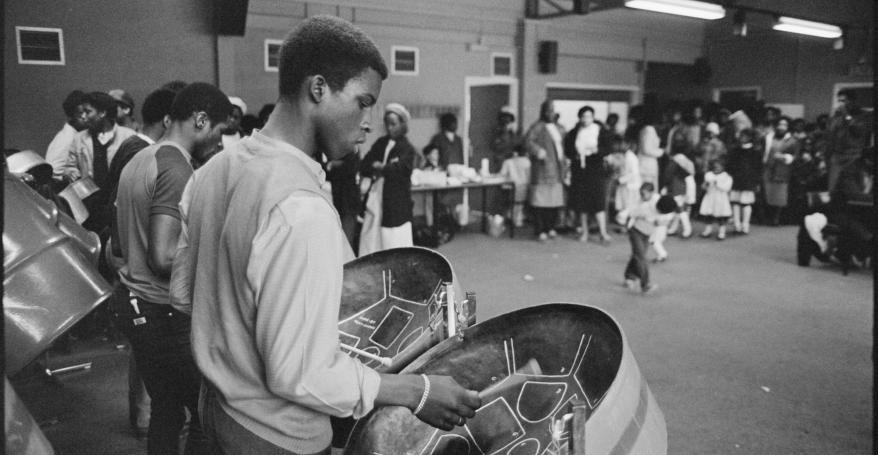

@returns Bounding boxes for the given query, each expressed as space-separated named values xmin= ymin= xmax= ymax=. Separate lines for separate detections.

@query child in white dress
xmin=699 ymin=160 xmax=734 ymax=240
xmin=614 ymin=143 xmax=641 ymax=226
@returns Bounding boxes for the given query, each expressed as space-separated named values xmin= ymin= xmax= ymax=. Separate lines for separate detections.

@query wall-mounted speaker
xmin=538 ymin=41 xmax=558 ymax=74
xmin=215 ymin=0 xmax=249 ymax=36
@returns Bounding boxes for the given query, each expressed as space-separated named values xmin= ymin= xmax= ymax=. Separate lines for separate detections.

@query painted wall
xmin=4 ymin=0 xmax=217 ymax=153
xmin=219 ymin=0 xmax=521 ymax=152
xmin=703 ymin=2 xmax=874 ymax=120
xmin=519 ymin=9 xmax=706 ymax=129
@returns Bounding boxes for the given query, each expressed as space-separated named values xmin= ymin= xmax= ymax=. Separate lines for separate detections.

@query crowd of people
xmin=473 ymin=91 xmax=872 ymax=292
xmin=6 ymin=12 xmax=872 ymax=455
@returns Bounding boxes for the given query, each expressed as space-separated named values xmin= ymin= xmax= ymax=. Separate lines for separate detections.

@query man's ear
xmin=308 ymin=75 xmax=328 ymax=103
xmin=194 ymin=112 xmax=208 ymax=130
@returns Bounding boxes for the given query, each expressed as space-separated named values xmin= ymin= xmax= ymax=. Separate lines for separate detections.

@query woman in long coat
xmin=525 ymin=100 xmax=566 ymax=241
xmin=564 ymin=105 xmax=612 ymax=242
xmin=763 ymin=116 xmax=799 ymax=225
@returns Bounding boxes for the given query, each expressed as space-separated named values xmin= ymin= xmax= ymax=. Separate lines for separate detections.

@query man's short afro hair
xmin=278 ymin=15 xmax=387 ymax=98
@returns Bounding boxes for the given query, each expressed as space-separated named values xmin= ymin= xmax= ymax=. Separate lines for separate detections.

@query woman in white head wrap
xmin=358 ymin=103 xmax=415 ymax=256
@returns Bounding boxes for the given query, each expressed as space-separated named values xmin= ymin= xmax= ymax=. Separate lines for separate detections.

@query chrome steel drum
xmin=5 ymin=378 xmax=54 ymax=455
xmin=333 ymin=247 xmax=471 ymax=448
xmin=3 ymin=171 xmax=112 ymax=375
xmin=5 ymin=150 xmax=53 ymax=185
xmin=338 ymin=247 xmax=468 ymax=372
xmin=343 ymin=303 xmax=667 ymax=455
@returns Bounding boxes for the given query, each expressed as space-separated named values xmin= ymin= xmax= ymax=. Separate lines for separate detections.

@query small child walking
xmin=500 ymin=144 xmax=532 ymax=228
xmin=699 ymin=159 xmax=734 ymax=240
xmin=624 ymin=182 xmax=660 ymax=293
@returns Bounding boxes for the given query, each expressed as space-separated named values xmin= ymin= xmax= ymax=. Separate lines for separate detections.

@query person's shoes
xmin=538 ymin=233 xmax=549 ymax=242
xmin=700 ymin=229 xmax=713 ymax=238
xmin=652 ymin=255 xmax=667 ymax=263
xmin=717 ymin=229 xmax=726 ymax=240
xmin=548 ymin=229 xmax=558 ymax=239
xmin=624 ymin=279 xmax=638 ymax=290
xmin=599 ymin=235 xmax=613 ymax=245
xmin=578 ymin=234 xmax=589 ymax=242
xmin=641 ymin=283 xmax=659 ymax=294
xmin=741 ymin=224 xmax=750 ymax=235
xmin=575 ymin=226 xmax=584 ymax=235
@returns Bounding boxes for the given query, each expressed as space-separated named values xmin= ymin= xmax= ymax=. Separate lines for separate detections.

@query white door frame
xmin=464 ymin=76 xmax=519 ymax=168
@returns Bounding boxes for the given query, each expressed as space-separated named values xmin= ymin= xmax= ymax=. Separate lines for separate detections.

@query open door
xmin=466 ymin=78 xmax=517 ymax=218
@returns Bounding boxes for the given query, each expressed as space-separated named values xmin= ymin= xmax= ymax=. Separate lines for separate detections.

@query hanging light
xmin=624 ymin=0 xmax=725 ymax=20
xmin=773 ymin=16 xmax=842 ymax=39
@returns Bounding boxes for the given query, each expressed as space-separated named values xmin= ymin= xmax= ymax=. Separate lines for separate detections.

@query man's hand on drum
xmin=414 ymin=375 xmax=481 ymax=431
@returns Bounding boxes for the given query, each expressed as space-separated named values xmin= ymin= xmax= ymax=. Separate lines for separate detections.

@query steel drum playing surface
xmin=343 ymin=304 xmax=667 ymax=455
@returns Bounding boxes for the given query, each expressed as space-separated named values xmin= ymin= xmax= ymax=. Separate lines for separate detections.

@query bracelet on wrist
xmin=413 ymin=374 xmax=430 ymax=416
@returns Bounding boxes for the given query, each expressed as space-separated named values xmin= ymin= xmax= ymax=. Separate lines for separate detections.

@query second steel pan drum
xmin=333 ymin=247 xmax=471 ymax=448
xmin=343 ymin=304 xmax=667 ymax=455
xmin=3 ymin=171 xmax=111 ymax=376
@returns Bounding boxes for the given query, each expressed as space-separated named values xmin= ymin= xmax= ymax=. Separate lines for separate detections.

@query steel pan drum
xmin=5 ymin=378 xmax=54 ymax=455
xmin=343 ymin=304 xmax=667 ymax=455
xmin=3 ymin=171 xmax=112 ymax=375
xmin=338 ymin=246 xmax=467 ymax=372
xmin=5 ymin=150 xmax=53 ymax=185
xmin=333 ymin=247 xmax=470 ymax=448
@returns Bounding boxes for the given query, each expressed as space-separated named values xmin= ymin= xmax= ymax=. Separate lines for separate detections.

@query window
xmin=391 ymin=46 xmax=419 ymax=76
xmin=712 ymin=86 xmax=762 ymax=112
xmin=264 ymin=39 xmax=283 ymax=72
xmin=16 ymin=27 xmax=65 ymax=65
xmin=492 ymin=53 xmax=513 ymax=77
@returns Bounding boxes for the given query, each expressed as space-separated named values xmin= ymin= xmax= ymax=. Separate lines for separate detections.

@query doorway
xmin=465 ymin=77 xmax=518 ymax=219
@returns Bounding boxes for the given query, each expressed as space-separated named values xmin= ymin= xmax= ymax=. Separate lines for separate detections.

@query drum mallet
xmin=340 ymin=343 xmax=393 ymax=367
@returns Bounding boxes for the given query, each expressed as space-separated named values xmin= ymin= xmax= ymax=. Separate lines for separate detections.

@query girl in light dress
xmin=699 ymin=159 xmax=734 ymax=240
xmin=614 ymin=140 xmax=642 ymax=226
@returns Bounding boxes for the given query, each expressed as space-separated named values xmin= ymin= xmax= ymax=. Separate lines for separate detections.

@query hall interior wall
xmin=4 ymin=1 xmax=872 ymax=154
xmin=3 ymin=0 xmax=216 ymax=153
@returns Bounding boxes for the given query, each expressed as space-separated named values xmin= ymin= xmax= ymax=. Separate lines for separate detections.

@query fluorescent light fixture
xmin=625 ymin=0 xmax=725 ymax=20
xmin=773 ymin=16 xmax=842 ymax=39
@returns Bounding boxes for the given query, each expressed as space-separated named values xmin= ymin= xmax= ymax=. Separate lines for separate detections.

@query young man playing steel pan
xmin=171 ymin=15 xmax=481 ymax=455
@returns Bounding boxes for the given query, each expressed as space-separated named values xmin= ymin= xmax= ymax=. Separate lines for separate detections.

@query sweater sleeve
xmin=246 ymin=194 xmax=381 ymax=419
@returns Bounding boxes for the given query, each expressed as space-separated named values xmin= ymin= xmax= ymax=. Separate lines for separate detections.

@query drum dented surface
xmin=344 ymin=303 xmax=667 ymax=455
xmin=3 ymin=172 xmax=111 ymax=375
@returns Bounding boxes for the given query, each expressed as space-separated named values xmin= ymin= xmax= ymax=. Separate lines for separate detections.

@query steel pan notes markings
xmin=332 ymin=247 xmax=464 ymax=448
xmin=343 ymin=304 xmax=667 ymax=455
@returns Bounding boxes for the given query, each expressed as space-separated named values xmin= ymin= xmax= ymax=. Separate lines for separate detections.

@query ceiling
xmin=527 ymin=0 xmax=874 ymax=28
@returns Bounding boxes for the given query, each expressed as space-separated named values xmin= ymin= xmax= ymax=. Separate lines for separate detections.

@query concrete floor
xmin=11 ymin=223 xmax=873 ymax=454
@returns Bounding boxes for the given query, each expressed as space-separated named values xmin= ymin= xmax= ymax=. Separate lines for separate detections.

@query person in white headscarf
xmin=221 ymin=96 xmax=247 ymax=151
xmin=358 ymin=103 xmax=415 ymax=255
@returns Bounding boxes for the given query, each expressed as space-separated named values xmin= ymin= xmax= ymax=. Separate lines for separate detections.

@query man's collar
xmin=250 ymin=130 xmax=325 ymax=180
xmin=137 ymin=132 xmax=155 ymax=145
xmin=96 ymin=124 xmax=118 ymax=145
